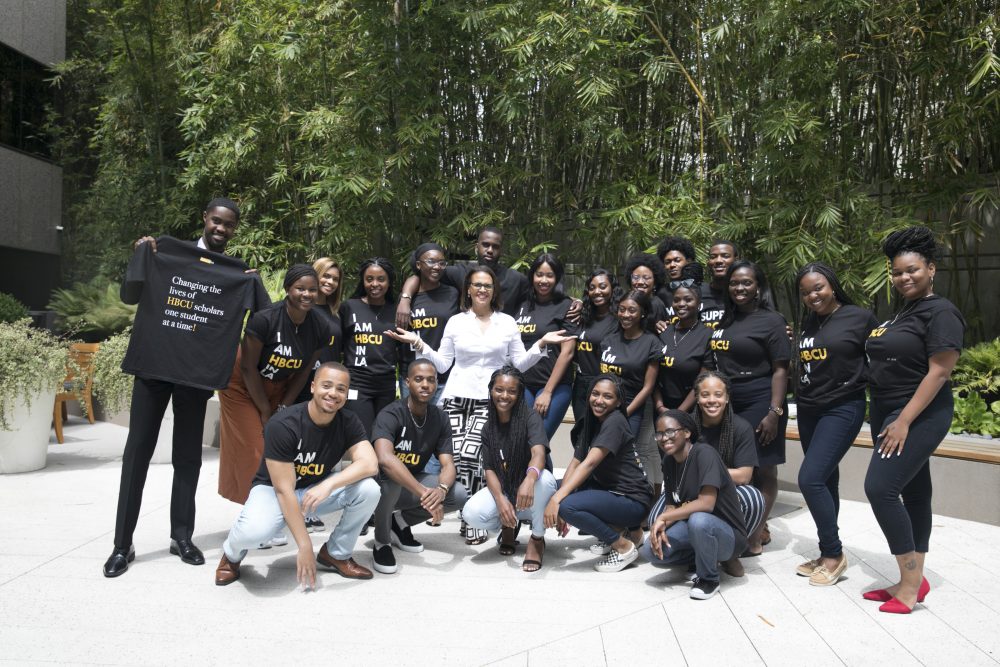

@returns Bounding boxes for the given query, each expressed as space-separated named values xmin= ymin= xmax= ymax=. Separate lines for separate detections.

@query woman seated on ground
xmin=463 ymin=366 xmax=558 ymax=572
xmin=544 ymin=375 xmax=654 ymax=573
xmin=640 ymin=410 xmax=748 ymax=600
xmin=690 ymin=370 xmax=765 ymax=562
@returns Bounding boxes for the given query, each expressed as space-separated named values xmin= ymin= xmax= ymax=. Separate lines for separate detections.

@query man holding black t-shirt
xmin=371 ymin=360 xmax=468 ymax=574
xmin=215 ymin=363 xmax=381 ymax=588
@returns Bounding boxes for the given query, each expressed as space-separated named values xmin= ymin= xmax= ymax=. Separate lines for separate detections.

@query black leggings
xmin=864 ymin=387 xmax=953 ymax=555
xmin=345 ymin=384 xmax=396 ymax=440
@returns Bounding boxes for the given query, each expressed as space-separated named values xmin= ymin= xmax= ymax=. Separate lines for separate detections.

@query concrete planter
xmin=0 ymin=389 xmax=58 ymax=474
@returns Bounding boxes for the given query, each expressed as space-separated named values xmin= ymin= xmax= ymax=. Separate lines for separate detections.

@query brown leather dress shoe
xmin=317 ymin=544 xmax=373 ymax=580
xmin=215 ymin=553 xmax=241 ymax=586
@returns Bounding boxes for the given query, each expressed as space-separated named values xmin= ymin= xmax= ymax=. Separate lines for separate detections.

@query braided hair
xmin=481 ymin=366 xmax=534 ymax=498
xmin=350 ymin=257 xmax=397 ymax=303
xmin=883 ymin=225 xmax=937 ymax=263
xmin=691 ymin=370 xmax=737 ymax=467
xmin=283 ymin=264 xmax=318 ymax=290
xmin=658 ymin=409 xmax=700 ymax=442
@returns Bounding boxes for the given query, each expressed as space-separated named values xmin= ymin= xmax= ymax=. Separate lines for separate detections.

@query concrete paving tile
xmin=661 ymin=586 xmax=764 ymax=665
xmin=527 ymin=627 xmax=606 ymax=667
xmin=598 ymin=603 xmax=684 ymax=664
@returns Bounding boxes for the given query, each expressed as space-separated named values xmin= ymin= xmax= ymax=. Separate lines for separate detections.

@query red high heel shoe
xmin=862 ymin=576 xmax=930 ymax=603
xmin=879 ymin=597 xmax=913 ymax=614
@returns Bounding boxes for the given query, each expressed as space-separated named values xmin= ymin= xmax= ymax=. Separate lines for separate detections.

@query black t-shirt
xmin=120 ymin=236 xmax=271 ymax=390
xmin=482 ymin=410 xmax=550 ymax=496
xmin=399 ymin=284 xmax=460 ymax=379
xmin=574 ymin=314 xmax=620 ymax=379
xmin=699 ymin=284 xmax=727 ymax=329
xmin=866 ymin=295 xmax=965 ymax=400
xmin=660 ymin=443 xmax=747 ymax=549
xmin=340 ymin=298 xmax=400 ymax=394
xmin=572 ymin=410 xmax=653 ymax=506
xmin=295 ymin=307 xmax=344 ymax=403
xmin=598 ymin=330 xmax=661 ymax=406
xmin=710 ymin=309 xmax=791 ymax=384
xmin=245 ymin=300 xmax=336 ymax=381
xmin=656 ymin=323 xmax=713 ymax=408
xmin=698 ymin=415 xmax=759 ymax=469
xmin=647 ymin=294 xmax=670 ymax=333
xmin=797 ymin=305 xmax=878 ymax=408
xmin=372 ymin=399 xmax=453 ymax=474
xmin=252 ymin=403 xmax=369 ymax=490
xmin=516 ymin=297 xmax=573 ymax=388
xmin=655 ymin=286 xmax=675 ymax=320
xmin=443 ymin=262 xmax=528 ymax=316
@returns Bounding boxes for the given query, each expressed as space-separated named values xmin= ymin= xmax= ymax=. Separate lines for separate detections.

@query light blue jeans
xmin=223 ymin=477 xmax=381 ymax=562
xmin=462 ymin=470 xmax=557 ymax=538
xmin=639 ymin=511 xmax=737 ymax=583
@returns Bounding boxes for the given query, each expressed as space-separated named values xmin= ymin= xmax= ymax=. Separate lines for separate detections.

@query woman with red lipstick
xmin=793 ymin=262 xmax=876 ymax=586
xmin=711 ymin=260 xmax=790 ymax=556
xmin=218 ymin=265 xmax=335 ymax=505
xmin=572 ymin=269 xmax=622 ymax=425
xmin=863 ymin=227 xmax=964 ymax=614
xmin=515 ymin=253 xmax=576 ymax=439
xmin=653 ymin=263 xmax=712 ymax=413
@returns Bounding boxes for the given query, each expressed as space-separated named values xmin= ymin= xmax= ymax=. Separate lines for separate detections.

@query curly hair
xmin=623 ymin=253 xmax=668 ymax=293
xmin=656 ymin=236 xmax=697 ymax=263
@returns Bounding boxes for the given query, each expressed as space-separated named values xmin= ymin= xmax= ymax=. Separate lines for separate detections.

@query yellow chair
xmin=53 ymin=342 xmax=100 ymax=444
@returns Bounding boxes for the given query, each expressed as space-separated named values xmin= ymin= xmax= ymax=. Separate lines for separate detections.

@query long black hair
xmin=580 ymin=267 xmax=623 ymax=326
xmin=350 ymin=257 xmax=397 ymax=303
xmin=883 ymin=225 xmax=937 ymax=263
xmin=481 ymin=366 xmax=533 ymax=497
xmin=571 ymin=373 xmax=629 ymax=452
xmin=720 ymin=259 xmax=776 ymax=327
xmin=691 ymin=370 xmax=737 ymax=467
xmin=527 ymin=252 xmax=568 ymax=308
xmin=618 ymin=289 xmax=652 ymax=330
xmin=794 ymin=262 xmax=855 ymax=329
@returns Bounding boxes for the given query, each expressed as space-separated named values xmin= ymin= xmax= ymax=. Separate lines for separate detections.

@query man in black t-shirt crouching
xmin=371 ymin=360 xmax=468 ymax=574
xmin=215 ymin=362 xmax=381 ymax=588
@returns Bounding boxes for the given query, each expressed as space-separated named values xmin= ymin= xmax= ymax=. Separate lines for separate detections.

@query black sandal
xmin=498 ymin=526 xmax=517 ymax=555
xmin=522 ymin=535 xmax=545 ymax=572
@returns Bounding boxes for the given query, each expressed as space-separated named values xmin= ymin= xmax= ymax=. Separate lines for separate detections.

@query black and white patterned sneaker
xmin=594 ymin=544 xmax=638 ymax=572
xmin=304 ymin=517 xmax=325 ymax=533
xmin=589 ymin=542 xmax=612 ymax=556
xmin=372 ymin=544 xmax=397 ymax=574
xmin=689 ymin=576 xmax=720 ymax=600
xmin=391 ymin=515 xmax=424 ymax=553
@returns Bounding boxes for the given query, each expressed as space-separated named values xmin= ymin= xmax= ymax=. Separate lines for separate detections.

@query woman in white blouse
xmin=388 ymin=265 xmax=572 ymax=544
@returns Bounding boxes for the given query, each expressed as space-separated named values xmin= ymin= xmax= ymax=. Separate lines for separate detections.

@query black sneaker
xmin=304 ymin=517 xmax=325 ymax=533
xmin=391 ymin=515 xmax=424 ymax=553
xmin=689 ymin=576 xmax=720 ymax=600
xmin=372 ymin=544 xmax=397 ymax=574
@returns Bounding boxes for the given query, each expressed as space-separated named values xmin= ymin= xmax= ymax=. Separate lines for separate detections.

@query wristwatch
xmin=768 ymin=405 xmax=784 ymax=417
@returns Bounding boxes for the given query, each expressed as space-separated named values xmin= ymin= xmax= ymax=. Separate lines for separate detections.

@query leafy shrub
xmin=48 ymin=278 xmax=136 ymax=339
xmin=950 ymin=391 xmax=1000 ymax=437
xmin=0 ymin=320 xmax=68 ymax=430
xmin=91 ymin=328 xmax=134 ymax=415
xmin=952 ymin=338 xmax=1000 ymax=404
xmin=0 ymin=292 xmax=29 ymax=324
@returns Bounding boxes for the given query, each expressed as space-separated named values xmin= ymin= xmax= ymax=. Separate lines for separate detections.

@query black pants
xmin=345 ymin=384 xmax=397 ymax=440
xmin=865 ymin=387 xmax=953 ymax=555
xmin=114 ymin=377 xmax=213 ymax=549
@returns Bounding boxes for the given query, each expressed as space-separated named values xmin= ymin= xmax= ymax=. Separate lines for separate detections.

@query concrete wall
xmin=0 ymin=145 xmax=62 ymax=254
xmin=0 ymin=0 xmax=66 ymax=64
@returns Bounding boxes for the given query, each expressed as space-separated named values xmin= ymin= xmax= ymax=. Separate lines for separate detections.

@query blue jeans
xmin=523 ymin=384 xmax=573 ymax=440
xmin=463 ymin=470 xmax=558 ymax=538
xmin=559 ymin=489 xmax=647 ymax=545
xmin=223 ymin=478 xmax=381 ymax=562
xmin=639 ymin=512 xmax=737 ymax=583
xmin=797 ymin=394 xmax=866 ymax=557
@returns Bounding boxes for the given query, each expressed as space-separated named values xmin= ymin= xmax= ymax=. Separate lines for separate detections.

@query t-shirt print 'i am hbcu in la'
xmin=120 ymin=236 xmax=271 ymax=390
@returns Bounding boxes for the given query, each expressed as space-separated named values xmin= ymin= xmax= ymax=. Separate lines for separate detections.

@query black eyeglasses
xmin=654 ymin=428 xmax=684 ymax=440
xmin=471 ymin=283 xmax=494 ymax=292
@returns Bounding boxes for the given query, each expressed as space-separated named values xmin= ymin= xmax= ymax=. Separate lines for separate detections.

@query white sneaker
xmin=256 ymin=533 xmax=288 ymax=549
xmin=589 ymin=542 xmax=612 ymax=556
xmin=594 ymin=544 xmax=638 ymax=572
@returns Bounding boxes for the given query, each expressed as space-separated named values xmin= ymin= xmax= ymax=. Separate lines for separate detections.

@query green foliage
xmin=91 ymin=328 xmax=134 ymax=415
xmin=952 ymin=338 xmax=1000 ymax=401
xmin=950 ymin=391 xmax=1000 ymax=437
xmin=48 ymin=278 xmax=137 ymax=339
xmin=0 ymin=293 xmax=29 ymax=324
xmin=0 ymin=320 xmax=68 ymax=430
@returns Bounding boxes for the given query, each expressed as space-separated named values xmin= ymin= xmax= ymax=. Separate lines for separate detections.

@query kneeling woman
xmin=544 ymin=375 xmax=654 ymax=573
xmin=463 ymin=367 xmax=557 ymax=572
xmin=641 ymin=410 xmax=748 ymax=600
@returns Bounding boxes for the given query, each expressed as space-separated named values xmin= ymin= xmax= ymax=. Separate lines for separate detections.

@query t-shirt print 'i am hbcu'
xmin=120 ymin=236 xmax=271 ymax=390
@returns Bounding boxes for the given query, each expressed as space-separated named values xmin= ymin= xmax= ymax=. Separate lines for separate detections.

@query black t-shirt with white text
xmin=443 ymin=262 xmax=528 ymax=316
xmin=574 ymin=314 xmax=620 ymax=380
xmin=120 ymin=236 xmax=271 ymax=390
xmin=252 ymin=403 xmax=369 ymax=490
xmin=699 ymin=284 xmax=727 ymax=329
xmin=572 ymin=410 xmax=653 ymax=506
xmin=516 ymin=297 xmax=573 ymax=388
xmin=295 ymin=306 xmax=344 ymax=403
xmin=340 ymin=298 xmax=400 ymax=395
xmin=598 ymin=330 xmax=662 ymax=406
xmin=710 ymin=309 xmax=791 ymax=384
xmin=245 ymin=300 xmax=335 ymax=381
xmin=372 ymin=399 xmax=453 ymax=474
xmin=866 ymin=295 xmax=965 ymax=401
xmin=482 ymin=410 xmax=550 ymax=497
xmin=798 ymin=305 xmax=877 ymax=408
xmin=657 ymin=323 xmax=713 ymax=408
xmin=399 ymin=284 xmax=460 ymax=380
xmin=660 ymin=443 xmax=747 ymax=551
xmin=698 ymin=415 xmax=759 ymax=469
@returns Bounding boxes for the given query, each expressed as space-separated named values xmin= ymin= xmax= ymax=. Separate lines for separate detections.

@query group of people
xmin=105 ymin=198 xmax=964 ymax=613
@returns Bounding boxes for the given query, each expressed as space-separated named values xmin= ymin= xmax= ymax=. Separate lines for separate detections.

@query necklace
xmin=669 ymin=322 xmax=696 ymax=351
xmin=363 ymin=297 xmax=388 ymax=321
xmin=672 ymin=445 xmax=692 ymax=504
xmin=408 ymin=403 xmax=427 ymax=429
xmin=816 ymin=304 xmax=842 ymax=332
xmin=890 ymin=295 xmax=930 ymax=326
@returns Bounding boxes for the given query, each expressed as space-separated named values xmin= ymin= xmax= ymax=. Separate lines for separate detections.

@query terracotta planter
xmin=0 ymin=389 xmax=57 ymax=473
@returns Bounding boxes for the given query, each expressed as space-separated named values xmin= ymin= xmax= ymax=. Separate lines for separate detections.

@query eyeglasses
xmin=654 ymin=428 xmax=683 ymax=441
xmin=420 ymin=258 xmax=446 ymax=268
xmin=471 ymin=283 xmax=494 ymax=292
xmin=630 ymin=274 xmax=653 ymax=284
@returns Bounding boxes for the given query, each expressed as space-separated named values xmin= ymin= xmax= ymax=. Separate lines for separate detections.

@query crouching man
xmin=371 ymin=360 xmax=468 ymax=573
xmin=215 ymin=362 xmax=380 ymax=587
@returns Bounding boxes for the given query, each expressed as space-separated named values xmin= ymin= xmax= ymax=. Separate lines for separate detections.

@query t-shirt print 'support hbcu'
xmin=120 ymin=236 xmax=271 ymax=390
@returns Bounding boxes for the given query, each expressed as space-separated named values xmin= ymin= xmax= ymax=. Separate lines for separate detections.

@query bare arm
xmin=534 ymin=339 xmax=576 ymax=417
xmin=756 ymin=360 xmax=789 ymax=444
xmin=728 ymin=466 xmax=753 ymax=485
xmin=627 ymin=361 xmax=659 ymax=417
xmin=395 ymin=275 xmax=419 ymax=328
xmin=265 ymin=459 xmax=316 ymax=588
xmin=240 ymin=335 xmax=273 ymax=425
xmin=375 ymin=437 xmax=426 ymax=497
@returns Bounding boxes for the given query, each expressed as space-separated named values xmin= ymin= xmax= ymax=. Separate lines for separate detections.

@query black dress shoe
xmin=103 ymin=545 xmax=135 ymax=578
xmin=169 ymin=539 xmax=205 ymax=566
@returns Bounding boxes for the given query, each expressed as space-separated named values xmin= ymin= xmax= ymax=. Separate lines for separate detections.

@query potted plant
xmin=0 ymin=319 xmax=68 ymax=473
xmin=91 ymin=327 xmax=134 ymax=424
